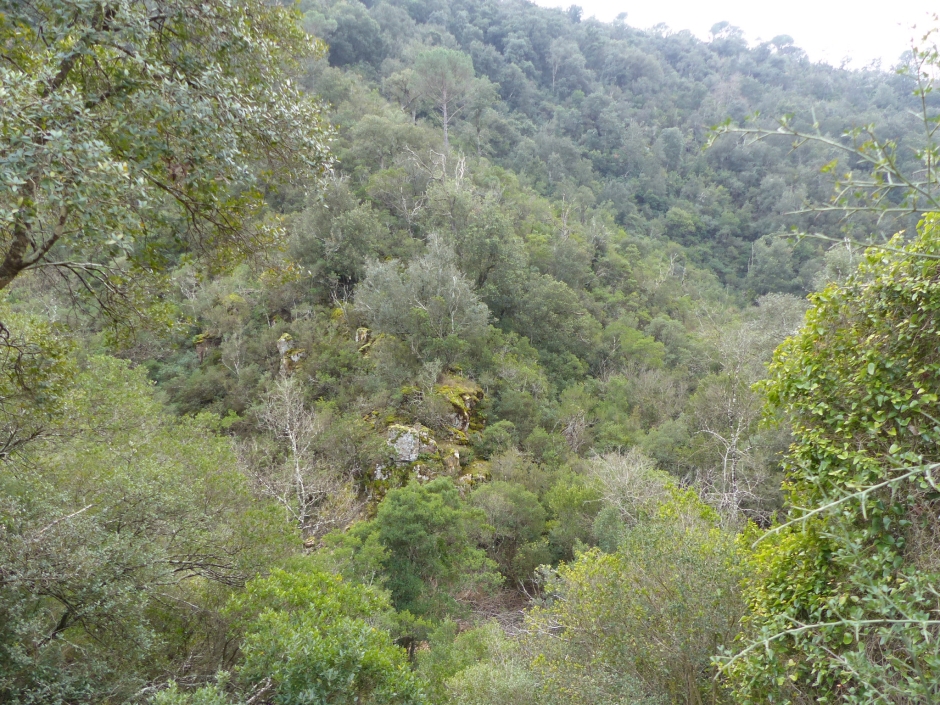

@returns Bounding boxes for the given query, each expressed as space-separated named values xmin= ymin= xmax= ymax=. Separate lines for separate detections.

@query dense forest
xmin=3 ymin=0 xmax=940 ymax=703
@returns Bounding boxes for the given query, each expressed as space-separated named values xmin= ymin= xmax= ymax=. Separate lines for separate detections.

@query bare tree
xmin=589 ymin=448 xmax=667 ymax=525
xmin=691 ymin=295 xmax=807 ymax=525
xmin=238 ymin=376 xmax=361 ymax=541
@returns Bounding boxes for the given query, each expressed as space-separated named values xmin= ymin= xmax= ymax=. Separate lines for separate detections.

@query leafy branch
xmin=753 ymin=461 xmax=940 ymax=546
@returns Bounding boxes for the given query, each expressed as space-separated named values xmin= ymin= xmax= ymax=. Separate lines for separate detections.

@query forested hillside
xmin=3 ymin=1 xmax=940 ymax=703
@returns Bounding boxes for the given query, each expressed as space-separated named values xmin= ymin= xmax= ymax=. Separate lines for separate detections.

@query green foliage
xmin=713 ymin=26 xmax=940 ymax=235
xmin=443 ymin=624 xmax=541 ymax=705
xmin=0 ymin=356 xmax=293 ymax=704
xmin=544 ymin=472 xmax=603 ymax=560
xmin=600 ymin=317 xmax=666 ymax=369
xmin=355 ymin=236 xmax=489 ymax=364
xmin=289 ymin=178 xmax=400 ymax=302
xmin=322 ymin=1 xmax=388 ymax=68
xmin=329 ymin=478 xmax=500 ymax=618
xmin=0 ymin=0 xmax=333 ymax=315
xmin=8 ymin=0 xmax=935 ymax=699
xmin=472 ymin=420 xmax=517 ymax=458
xmin=229 ymin=566 xmax=427 ymax=705
xmin=0 ymin=306 xmax=75 ymax=457
xmin=504 ymin=274 xmax=600 ymax=380
xmin=152 ymin=565 xmax=428 ymax=704
xmin=416 ymin=621 xmax=493 ymax=704
xmin=442 ymin=455 xmax=741 ymax=705
xmin=722 ymin=215 xmax=940 ymax=702
xmin=152 ymin=679 xmax=235 ymax=705
xmin=746 ymin=234 xmax=803 ymax=295
xmin=529 ymin=472 xmax=744 ymax=704
xmin=470 ymin=481 xmax=549 ymax=584
xmin=412 ymin=48 xmax=476 ymax=147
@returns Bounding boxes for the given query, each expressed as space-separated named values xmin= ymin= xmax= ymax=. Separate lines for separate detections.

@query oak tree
xmin=0 ymin=0 xmax=333 ymax=321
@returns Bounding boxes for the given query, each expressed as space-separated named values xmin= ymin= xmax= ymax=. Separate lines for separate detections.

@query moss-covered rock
xmin=192 ymin=331 xmax=219 ymax=363
xmin=441 ymin=446 xmax=461 ymax=474
xmin=363 ymin=383 xmax=485 ymax=502
xmin=387 ymin=423 xmax=439 ymax=464
xmin=457 ymin=460 xmax=490 ymax=489
xmin=355 ymin=327 xmax=378 ymax=355
xmin=276 ymin=332 xmax=307 ymax=374
xmin=434 ymin=375 xmax=484 ymax=438
xmin=276 ymin=332 xmax=294 ymax=356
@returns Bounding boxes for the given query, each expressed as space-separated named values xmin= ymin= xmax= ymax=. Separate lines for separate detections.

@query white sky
xmin=531 ymin=0 xmax=937 ymax=69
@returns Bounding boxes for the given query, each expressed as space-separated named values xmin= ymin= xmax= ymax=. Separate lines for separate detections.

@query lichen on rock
xmin=276 ymin=332 xmax=307 ymax=374
xmin=434 ymin=376 xmax=483 ymax=437
xmin=442 ymin=448 xmax=460 ymax=473
xmin=387 ymin=423 xmax=439 ymax=464
xmin=276 ymin=333 xmax=294 ymax=356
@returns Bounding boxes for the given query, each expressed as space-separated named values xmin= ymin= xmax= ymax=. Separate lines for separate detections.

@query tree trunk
xmin=441 ymin=88 xmax=449 ymax=149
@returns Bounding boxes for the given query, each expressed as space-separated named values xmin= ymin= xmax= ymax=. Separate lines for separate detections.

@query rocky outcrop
xmin=457 ymin=460 xmax=489 ymax=488
xmin=435 ymin=376 xmax=483 ymax=439
xmin=193 ymin=332 xmax=219 ymax=363
xmin=369 ymin=425 xmax=443 ymax=494
xmin=277 ymin=333 xmax=307 ymax=374
xmin=387 ymin=423 xmax=438 ymax=464
xmin=367 ymin=377 xmax=486 ymax=499
xmin=442 ymin=448 xmax=460 ymax=473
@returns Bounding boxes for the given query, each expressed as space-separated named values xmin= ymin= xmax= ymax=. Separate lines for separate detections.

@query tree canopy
xmin=4 ymin=0 xmax=940 ymax=703
xmin=0 ymin=0 xmax=333 ymax=320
